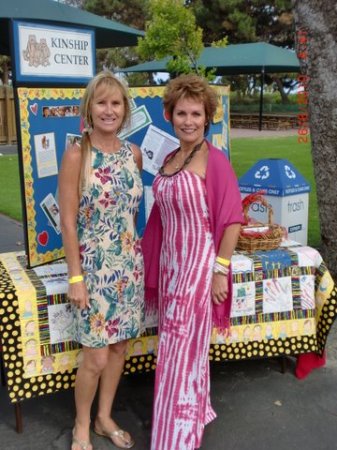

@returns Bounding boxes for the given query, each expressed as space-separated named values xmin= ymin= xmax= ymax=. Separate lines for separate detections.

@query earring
xmin=163 ymin=110 xmax=171 ymax=122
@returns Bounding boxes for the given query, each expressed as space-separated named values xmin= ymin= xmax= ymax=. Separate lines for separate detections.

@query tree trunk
xmin=3 ymin=60 xmax=9 ymax=85
xmin=272 ymin=76 xmax=289 ymax=103
xmin=293 ymin=0 xmax=337 ymax=278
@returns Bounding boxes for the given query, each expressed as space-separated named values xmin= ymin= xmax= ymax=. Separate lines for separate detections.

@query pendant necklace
xmin=159 ymin=139 xmax=204 ymax=177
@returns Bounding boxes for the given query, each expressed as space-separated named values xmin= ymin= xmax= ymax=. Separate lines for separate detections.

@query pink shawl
xmin=141 ymin=140 xmax=244 ymax=328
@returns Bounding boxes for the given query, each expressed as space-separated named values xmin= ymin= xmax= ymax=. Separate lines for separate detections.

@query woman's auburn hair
xmin=162 ymin=73 xmax=219 ymax=133
xmin=78 ymin=71 xmax=131 ymax=193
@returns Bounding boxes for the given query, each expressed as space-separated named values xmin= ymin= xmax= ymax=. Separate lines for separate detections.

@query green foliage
xmin=230 ymin=92 xmax=300 ymax=112
xmin=190 ymin=0 xmax=294 ymax=47
xmin=137 ymin=0 xmax=205 ymax=76
xmin=83 ymin=0 xmax=147 ymax=30
xmin=0 ymin=155 xmax=22 ymax=221
xmin=211 ymin=37 xmax=229 ymax=48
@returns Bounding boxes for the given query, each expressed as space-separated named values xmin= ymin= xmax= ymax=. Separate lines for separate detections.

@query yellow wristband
xmin=216 ymin=256 xmax=231 ymax=267
xmin=68 ymin=275 xmax=84 ymax=284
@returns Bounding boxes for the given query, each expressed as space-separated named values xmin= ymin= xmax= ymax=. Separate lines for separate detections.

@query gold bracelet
xmin=68 ymin=275 xmax=84 ymax=284
xmin=216 ymin=256 xmax=231 ymax=267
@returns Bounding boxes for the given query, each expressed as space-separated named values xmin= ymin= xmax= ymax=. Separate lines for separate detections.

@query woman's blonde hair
xmin=79 ymin=71 xmax=131 ymax=192
xmin=163 ymin=74 xmax=219 ymax=134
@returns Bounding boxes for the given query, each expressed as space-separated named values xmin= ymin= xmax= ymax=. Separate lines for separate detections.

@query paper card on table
xmin=231 ymin=281 xmax=256 ymax=317
xmin=291 ymin=246 xmax=323 ymax=267
xmin=316 ymin=271 xmax=334 ymax=312
xmin=299 ymin=275 xmax=315 ymax=310
xmin=231 ymin=253 xmax=254 ymax=274
xmin=41 ymin=276 xmax=68 ymax=296
xmin=33 ymin=262 xmax=68 ymax=278
xmin=263 ymin=277 xmax=293 ymax=313
xmin=48 ymin=303 xmax=74 ymax=344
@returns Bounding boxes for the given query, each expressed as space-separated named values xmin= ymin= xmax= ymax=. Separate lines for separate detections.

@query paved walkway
xmin=231 ymin=128 xmax=299 ymax=138
xmin=0 ymin=213 xmax=24 ymax=253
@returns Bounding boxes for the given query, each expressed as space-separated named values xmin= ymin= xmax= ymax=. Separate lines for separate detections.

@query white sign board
xmin=13 ymin=21 xmax=95 ymax=83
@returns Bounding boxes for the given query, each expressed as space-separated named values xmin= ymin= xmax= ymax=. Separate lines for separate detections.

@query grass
xmin=0 ymin=135 xmax=320 ymax=247
xmin=0 ymin=154 xmax=22 ymax=221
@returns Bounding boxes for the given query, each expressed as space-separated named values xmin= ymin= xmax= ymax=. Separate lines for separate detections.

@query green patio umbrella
xmin=121 ymin=43 xmax=300 ymax=130
xmin=0 ymin=0 xmax=144 ymax=55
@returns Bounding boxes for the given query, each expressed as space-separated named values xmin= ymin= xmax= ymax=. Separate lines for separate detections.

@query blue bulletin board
xmin=17 ymin=87 xmax=84 ymax=267
xmin=17 ymin=85 xmax=230 ymax=267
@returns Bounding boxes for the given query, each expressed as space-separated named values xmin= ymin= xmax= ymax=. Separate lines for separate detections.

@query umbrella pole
xmin=259 ymin=68 xmax=265 ymax=131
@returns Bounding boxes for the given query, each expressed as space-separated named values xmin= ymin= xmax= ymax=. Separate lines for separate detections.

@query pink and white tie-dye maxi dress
xmin=151 ymin=170 xmax=217 ymax=450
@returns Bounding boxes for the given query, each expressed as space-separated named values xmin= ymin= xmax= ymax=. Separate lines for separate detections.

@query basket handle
xmin=242 ymin=194 xmax=274 ymax=225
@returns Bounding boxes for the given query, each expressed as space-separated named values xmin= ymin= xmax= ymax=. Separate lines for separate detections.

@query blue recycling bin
xmin=239 ymin=159 xmax=311 ymax=245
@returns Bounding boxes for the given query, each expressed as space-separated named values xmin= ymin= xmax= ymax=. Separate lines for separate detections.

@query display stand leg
xmin=14 ymin=402 xmax=23 ymax=433
xmin=1 ymin=350 xmax=24 ymax=433
xmin=279 ymin=356 xmax=288 ymax=374
xmin=0 ymin=350 xmax=6 ymax=387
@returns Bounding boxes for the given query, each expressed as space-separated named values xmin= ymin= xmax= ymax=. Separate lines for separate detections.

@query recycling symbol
xmin=284 ymin=165 xmax=296 ymax=179
xmin=255 ymin=165 xmax=270 ymax=180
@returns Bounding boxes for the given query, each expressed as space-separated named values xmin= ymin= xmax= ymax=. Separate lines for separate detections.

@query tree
xmin=293 ymin=1 xmax=337 ymax=277
xmin=83 ymin=0 xmax=146 ymax=30
xmin=189 ymin=0 xmax=296 ymax=101
xmin=190 ymin=0 xmax=294 ymax=46
xmin=137 ymin=0 xmax=206 ymax=76
xmin=83 ymin=0 xmax=150 ymax=83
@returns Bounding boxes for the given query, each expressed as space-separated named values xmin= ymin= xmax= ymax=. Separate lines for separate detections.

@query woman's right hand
xmin=67 ymin=281 xmax=90 ymax=310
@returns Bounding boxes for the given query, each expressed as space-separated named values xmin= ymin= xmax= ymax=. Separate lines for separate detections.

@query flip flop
xmin=71 ymin=427 xmax=92 ymax=450
xmin=93 ymin=427 xmax=135 ymax=449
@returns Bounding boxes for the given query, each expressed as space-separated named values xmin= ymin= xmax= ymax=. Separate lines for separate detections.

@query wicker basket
xmin=236 ymin=193 xmax=284 ymax=252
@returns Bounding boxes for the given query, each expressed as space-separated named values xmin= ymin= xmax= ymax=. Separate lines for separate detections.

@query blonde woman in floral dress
xmin=59 ymin=71 xmax=144 ymax=450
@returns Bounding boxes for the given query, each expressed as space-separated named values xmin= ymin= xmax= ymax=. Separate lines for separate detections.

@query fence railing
xmin=0 ymin=86 xmax=17 ymax=145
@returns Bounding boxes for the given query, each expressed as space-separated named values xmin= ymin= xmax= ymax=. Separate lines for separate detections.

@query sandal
xmin=93 ymin=427 xmax=135 ymax=449
xmin=71 ymin=427 xmax=92 ymax=450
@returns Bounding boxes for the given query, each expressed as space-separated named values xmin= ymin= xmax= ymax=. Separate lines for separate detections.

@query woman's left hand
xmin=211 ymin=273 xmax=229 ymax=305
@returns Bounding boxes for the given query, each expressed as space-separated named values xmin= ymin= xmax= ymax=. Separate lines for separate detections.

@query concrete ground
xmin=3 ymin=130 xmax=337 ymax=450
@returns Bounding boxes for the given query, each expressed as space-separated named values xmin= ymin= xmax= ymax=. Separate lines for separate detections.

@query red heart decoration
xmin=38 ymin=231 xmax=49 ymax=246
xmin=30 ymin=103 xmax=38 ymax=116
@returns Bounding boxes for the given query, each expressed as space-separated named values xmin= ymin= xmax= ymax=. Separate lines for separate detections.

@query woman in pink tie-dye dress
xmin=142 ymin=74 xmax=244 ymax=449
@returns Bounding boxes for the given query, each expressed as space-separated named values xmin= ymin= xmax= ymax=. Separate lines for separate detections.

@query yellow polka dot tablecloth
xmin=0 ymin=244 xmax=336 ymax=403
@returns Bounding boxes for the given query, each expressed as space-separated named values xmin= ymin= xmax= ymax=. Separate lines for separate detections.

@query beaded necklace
xmin=159 ymin=139 xmax=204 ymax=178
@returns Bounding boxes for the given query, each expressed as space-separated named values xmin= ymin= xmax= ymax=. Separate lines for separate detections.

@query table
xmin=1 ymin=243 xmax=336 ymax=427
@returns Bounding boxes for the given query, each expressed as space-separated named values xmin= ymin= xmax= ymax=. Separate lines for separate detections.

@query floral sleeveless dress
xmin=71 ymin=141 xmax=145 ymax=348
